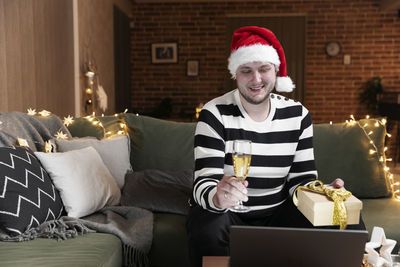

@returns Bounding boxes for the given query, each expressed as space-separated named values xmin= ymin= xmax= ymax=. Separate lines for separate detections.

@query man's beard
xmin=238 ymin=84 xmax=274 ymax=105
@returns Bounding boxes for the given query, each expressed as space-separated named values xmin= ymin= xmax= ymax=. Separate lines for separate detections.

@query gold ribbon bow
xmin=293 ymin=180 xmax=352 ymax=230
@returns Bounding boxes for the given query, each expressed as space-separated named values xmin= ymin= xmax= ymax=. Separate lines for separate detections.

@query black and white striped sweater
xmin=193 ymin=90 xmax=317 ymax=214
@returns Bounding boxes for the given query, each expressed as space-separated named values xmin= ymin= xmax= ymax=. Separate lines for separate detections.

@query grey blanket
xmin=0 ymin=216 xmax=95 ymax=241
xmin=0 ymin=111 xmax=71 ymax=151
xmin=81 ymin=206 xmax=153 ymax=267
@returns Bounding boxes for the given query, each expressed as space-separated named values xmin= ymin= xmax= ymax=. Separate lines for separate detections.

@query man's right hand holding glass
xmin=212 ymin=175 xmax=249 ymax=209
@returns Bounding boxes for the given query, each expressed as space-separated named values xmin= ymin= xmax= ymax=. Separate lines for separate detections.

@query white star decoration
xmin=365 ymin=227 xmax=397 ymax=267
xmin=44 ymin=141 xmax=54 ymax=153
xmin=38 ymin=110 xmax=51 ymax=117
xmin=54 ymin=131 xmax=68 ymax=140
xmin=27 ymin=108 xmax=37 ymax=116
xmin=63 ymin=115 xmax=74 ymax=126
xmin=17 ymin=138 xmax=29 ymax=147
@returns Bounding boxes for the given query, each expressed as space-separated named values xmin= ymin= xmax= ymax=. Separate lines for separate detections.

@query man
xmin=186 ymin=26 xmax=365 ymax=267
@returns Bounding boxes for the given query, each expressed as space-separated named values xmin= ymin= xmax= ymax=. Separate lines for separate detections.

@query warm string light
xmin=84 ymin=112 xmax=128 ymax=138
xmin=345 ymin=115 xmax=399 ymax=201
xmin=83 ymin=113 xmax=107 ymax=136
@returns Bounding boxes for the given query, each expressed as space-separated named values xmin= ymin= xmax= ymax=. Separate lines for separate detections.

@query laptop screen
xmin=230 ymin=226 xmax=368 ymax=267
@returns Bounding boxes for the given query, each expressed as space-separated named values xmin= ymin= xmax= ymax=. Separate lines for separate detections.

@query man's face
xmin=235 ymin=62 xmax=277 ymax=105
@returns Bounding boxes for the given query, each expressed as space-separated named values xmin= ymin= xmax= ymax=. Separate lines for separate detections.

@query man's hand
xmin=330 ymin=178 xmax=344 ymax=189
xmin=212 ymin=175 xmax=248 ymax=209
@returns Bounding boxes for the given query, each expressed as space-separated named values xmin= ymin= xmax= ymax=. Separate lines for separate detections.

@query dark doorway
xmin=114 ymin=5 xmax=131 ymax=113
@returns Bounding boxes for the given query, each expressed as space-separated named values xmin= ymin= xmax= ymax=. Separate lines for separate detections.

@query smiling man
xmin=186 ymin=26 xmax=364 ymax=267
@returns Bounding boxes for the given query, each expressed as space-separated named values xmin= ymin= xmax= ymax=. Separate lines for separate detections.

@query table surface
xmin=202 ymin=256 xmax=229 ymax=267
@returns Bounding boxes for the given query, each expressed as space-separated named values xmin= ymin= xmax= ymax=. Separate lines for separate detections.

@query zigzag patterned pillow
xmin=0 ymin=146 xmax=64 ymax=235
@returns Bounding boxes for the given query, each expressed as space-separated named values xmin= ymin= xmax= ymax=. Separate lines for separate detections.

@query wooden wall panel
xmin=32 ymin=0 xmax=75 ymax=116
xmin=0 ymin=0 xmax=75 ymax=117
xmin=0 ymin=0 xmax=9 ymax=111
xmin=3 ymin=0 xmax=23 ymax=111
xmin=20 ymin=0 xmax=37 ymax=111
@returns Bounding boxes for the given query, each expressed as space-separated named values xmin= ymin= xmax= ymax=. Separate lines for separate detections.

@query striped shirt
xmin=193 ymin=89 xmax=317 ymax=215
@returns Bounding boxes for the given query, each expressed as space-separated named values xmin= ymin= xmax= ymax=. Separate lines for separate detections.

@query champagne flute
xmin=231 ymin=140 xmax=252 ymax=212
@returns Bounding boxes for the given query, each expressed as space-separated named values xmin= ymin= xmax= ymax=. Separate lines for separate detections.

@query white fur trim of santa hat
xmin=228 ymin=43 xmax=295 ymax=93
xmin=276 ymin=76 xmax=295 ymax=92
xmin=228 ymin=44 xmax=280 ymax=78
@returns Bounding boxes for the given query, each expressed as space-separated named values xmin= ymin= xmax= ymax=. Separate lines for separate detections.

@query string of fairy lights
xmin=6 ymin=109 xmax=400 ymax=201
xmin=26 ymin=108 xmax=129 ymax=140
xmin=342 ymin=115 xmax=400 ymax=201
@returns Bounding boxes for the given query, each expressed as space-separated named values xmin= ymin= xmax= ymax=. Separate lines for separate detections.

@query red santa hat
xmin=228 ymin=26 xmax=294 ymax=92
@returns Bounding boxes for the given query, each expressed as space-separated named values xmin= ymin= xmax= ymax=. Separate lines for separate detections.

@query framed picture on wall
xmin=187 ymin=60 xmax=199 ymax=76
xmin=151 ymin=42 xmax=178 ymax=64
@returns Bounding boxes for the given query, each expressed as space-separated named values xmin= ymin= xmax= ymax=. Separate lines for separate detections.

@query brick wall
xmin=130 ymin=0 xmax=400 ymax=156
xmin=131 ymin=0 xmax=400 ymax=120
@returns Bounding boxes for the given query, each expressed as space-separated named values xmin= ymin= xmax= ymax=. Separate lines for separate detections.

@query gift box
xmin=297 ymin=187 xmax=363 ymax=227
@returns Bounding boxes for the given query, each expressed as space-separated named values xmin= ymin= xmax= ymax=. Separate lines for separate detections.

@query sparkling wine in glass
xmin=231 ymin=140 xmax=251 ymax=212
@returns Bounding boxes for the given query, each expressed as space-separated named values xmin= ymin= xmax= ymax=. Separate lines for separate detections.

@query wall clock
xmin=326 ymin=41 xmax=341 ymax=56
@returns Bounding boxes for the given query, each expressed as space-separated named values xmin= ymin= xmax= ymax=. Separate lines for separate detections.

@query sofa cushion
xmin=313 ymin=118 xmax=390 ymax=198
xmin=121 ymin=170 xmax=192 ymax=215
xmin=55 ymin=135 xmax=132 ymax=189
xmin=0 ymin=233 xmax=122 ymax=267
xmin=121 ymin=114 xmax=197 ymax=171
xmin=0 ymin=146 xmax=64 ymax=235
xmin=35 ymin=147 xmax=121 ymax=218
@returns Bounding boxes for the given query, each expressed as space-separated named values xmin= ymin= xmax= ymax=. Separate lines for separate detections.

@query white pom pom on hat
xmin=228 ymin=26 xmax=295 ymax=92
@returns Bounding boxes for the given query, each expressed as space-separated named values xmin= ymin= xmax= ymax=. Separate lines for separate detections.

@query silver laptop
xmin=229 ymin=226 xmax=368 ymax=267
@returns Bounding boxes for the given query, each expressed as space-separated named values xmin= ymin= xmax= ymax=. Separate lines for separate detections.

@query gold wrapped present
xmin=293 ymin=180 xmax=362 ymax=229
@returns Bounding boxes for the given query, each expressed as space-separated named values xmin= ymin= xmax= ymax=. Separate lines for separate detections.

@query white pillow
xmin=35 ymin=146 xmax=121 ymax=218
xmin=55 ymin=135 xmax=132 ymax=189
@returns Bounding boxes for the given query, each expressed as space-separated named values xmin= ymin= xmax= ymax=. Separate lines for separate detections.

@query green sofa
xmin=0 ymin=113 xmax=399 ymax=267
